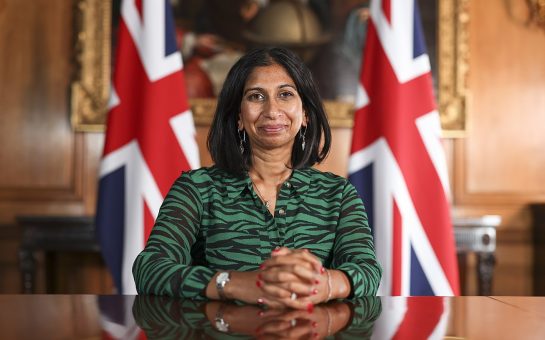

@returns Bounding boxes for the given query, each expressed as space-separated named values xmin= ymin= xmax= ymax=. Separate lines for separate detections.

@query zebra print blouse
xmin=133 ymin=166 xmax=382 ymax=298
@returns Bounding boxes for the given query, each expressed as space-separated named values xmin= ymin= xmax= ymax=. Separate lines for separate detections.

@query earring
xmin=238 ymin=129 xmax=246 ymax=154
xmin=300 ymin=126 xmax=307 ymax=151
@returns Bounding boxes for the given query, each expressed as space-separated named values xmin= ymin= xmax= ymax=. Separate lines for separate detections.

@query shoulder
xmin=292 ymin=168 xmax=350 ymax=198
xmin=174 ymin=166 xmax=244 ymax=191
xmin=297 ymin=168 xmax=362 ymax=200
xmin=301 ymin=167 xmax=349 ymax=187
xmin=178 ymin=166 xmax=231 ymax=184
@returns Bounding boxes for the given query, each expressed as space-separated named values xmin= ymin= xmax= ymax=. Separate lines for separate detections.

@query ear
xmin=302 ymin=111 xmax=308 ymax=127
xmin=237 ymin=114 xmax=243 ymax=130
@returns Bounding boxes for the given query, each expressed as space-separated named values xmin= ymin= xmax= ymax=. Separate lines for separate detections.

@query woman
xmin=133 ymin=47 xmax=381 ymax=310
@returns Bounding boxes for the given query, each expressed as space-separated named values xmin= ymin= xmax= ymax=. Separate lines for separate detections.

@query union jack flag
xmin=348 ymin=0 xmax=459 ymax=296
xmin=96 ymin=0 xmax=200 ymax=294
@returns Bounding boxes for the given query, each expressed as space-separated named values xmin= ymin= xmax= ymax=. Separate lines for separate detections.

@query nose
xmin=263 ymin=98 xmax=282 ymax=119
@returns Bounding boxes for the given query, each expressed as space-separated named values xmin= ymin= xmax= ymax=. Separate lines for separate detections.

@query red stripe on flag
xmin=382 ymin=0 xmax=392 ymax=24
xmin=135 ymin=0 xmax=143 ymax=20
xmin=393 ymin=297 xmax=444 ymax=339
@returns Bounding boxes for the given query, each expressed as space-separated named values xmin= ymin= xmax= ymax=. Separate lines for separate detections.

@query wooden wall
xmin=0 ymin=0 xmax=109 ymax=293
xmin=1 ymin=0 xmax=545 ymax=295
xmin=449 ymin=0 xmax=545 ymax=295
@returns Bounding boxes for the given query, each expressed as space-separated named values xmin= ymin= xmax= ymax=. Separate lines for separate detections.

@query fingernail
xmin=256 ymin=280 xmax=263 ymax=288
xmin=257 ymin=298 xmax=265 ymax=304
xmin=312 ymin=288 xmax=318 ymax=295
xmin=307 ymin=303 xmax=314 ymax=313
xmin=303 ymin=248 xmax=309 ymax=252
xmin=313 ymin=332 xmax=319 ymax=338
xmin=320 ymin=267 xmax=325 ymax=274
xmin=314 ymin=279 xmax=320 ymax=285
xmin=258 ymin=310 xmax=265 ymax=317
xmin=312 ymin=321 xmax=318 ymax=328
xmin=272 ymin=248 xmax=280 ymax=253
xmin=259 ymin=264 xmax=266 ymax=270
xmin=257 ymin=273 xmax=263 ymax=280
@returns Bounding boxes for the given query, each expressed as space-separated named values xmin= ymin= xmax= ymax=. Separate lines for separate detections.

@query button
xmin=278 ymin=209 xmax=286 ymax=215
xmin=285 ymin=182 xmax=291 ymax=188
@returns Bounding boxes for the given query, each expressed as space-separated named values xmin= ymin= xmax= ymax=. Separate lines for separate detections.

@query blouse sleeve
xmin=331 ymin=181 xmax=382 ymax=297
xmin=132 ymin=172 xmax=215 ymax=298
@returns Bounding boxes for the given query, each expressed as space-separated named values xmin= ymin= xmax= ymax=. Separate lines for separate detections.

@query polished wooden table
xmin=1 ymin=296 xmax=544 ymax=339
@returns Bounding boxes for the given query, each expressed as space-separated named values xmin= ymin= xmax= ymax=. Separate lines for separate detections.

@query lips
xmin=259 ymin=124 xmax=287 ymax=133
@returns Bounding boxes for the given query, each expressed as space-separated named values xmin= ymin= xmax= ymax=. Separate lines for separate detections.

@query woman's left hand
xmin=257 ymin=247 xmax=329 ymax=309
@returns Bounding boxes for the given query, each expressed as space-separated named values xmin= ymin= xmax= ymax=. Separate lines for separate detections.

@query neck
xmin=249 ymin=148 xmax=292 ymax=184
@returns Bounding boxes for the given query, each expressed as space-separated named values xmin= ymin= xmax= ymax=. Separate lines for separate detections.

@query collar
xmin=225 ymin=172 xmax=253 ymax=199
xmin=223 ymin=167 xmax=312 ymax=199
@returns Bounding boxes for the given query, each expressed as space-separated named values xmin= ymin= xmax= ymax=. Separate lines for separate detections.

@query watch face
xmin=215 ymin=319 xmax=229 ymax=332
xmin=217 ymin=272 xmax=229 ymax=283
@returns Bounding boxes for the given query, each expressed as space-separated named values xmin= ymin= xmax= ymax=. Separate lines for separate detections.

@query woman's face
xmin=238 ymin=63 xmax=306 ymax=153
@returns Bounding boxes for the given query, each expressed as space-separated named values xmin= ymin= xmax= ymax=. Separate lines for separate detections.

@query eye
xmin=247 ymin=92 xmax=265 ymax=101
xmin=279 ymin=90 xmax=295 ymax=99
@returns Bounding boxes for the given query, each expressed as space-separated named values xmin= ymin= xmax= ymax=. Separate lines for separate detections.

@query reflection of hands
xmin=132 ymin=296 xmax=382 ymax=338
xmin=205 ymin=301 xmax=352 ymax=339
xmin=258 ymin=247 xmax=328 ymax=310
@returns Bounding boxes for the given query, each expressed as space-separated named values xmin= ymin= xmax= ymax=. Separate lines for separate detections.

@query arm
xmin=330 ymin=181 xmax=382 ymax=297
xmin=132 ymin=172 xmax=215 ymax=298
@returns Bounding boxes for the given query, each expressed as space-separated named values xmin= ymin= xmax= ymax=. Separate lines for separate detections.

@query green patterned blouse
xmin=133 ymin=166 xmax=382 ymax=298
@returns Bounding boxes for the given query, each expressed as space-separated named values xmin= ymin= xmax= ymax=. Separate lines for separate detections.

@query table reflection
xmin=3 ymin=295 xmax=545 ymax=338
xmin=128 ymin=296 xmax=382 ymax=339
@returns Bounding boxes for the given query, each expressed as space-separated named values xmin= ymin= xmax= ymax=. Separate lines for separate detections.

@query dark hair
xmin=207 ymin=46 xmax=331 ymax=176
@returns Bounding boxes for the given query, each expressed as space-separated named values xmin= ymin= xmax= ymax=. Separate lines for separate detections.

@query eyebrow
xmin=243 ymin=84 xmax=297 ymax=95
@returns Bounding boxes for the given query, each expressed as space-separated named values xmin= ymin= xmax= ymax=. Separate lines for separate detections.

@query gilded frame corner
xmin=70 ymin=0 xmax=469 ymax=134
xmin=438 ymin=0 xmax=470 ymax=137
xmin=71 ymin=0 xmax=112 ymax=132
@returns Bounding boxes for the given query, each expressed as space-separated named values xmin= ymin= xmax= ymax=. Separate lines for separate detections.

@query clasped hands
xmin=247 ymin=247 xmax=331 ymax=310
xmin=205 ymin=301 xmax=351 ymax=339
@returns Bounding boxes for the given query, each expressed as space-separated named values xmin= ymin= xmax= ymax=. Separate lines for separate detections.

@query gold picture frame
xmin=70 ymin=0 xmax=469 ymax=136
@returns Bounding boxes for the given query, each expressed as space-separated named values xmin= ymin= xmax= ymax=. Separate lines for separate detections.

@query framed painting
xmin=70 ymin=0 xmax=469 ymax=137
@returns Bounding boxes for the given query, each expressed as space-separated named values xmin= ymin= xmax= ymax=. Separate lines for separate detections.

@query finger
xmin=261 ymin=322 xmax=314 ymax=339
xmin=283 ymin=320 xmax=315 ymax=339
xmin=259 ymin=280 xmax=293 ymax=300
xmin=256 ymin=297 xmax=291 ymax=310
xmin=261 ymin=264 xmax=318 ymax=283
xmin=262 ymin=256 xmax=316 ymax=277
xmin=270 ymin=246 xmax=291 ymax=257
xmin=256 ymin=319 xmax=292 ymax=335
xmin=262 ymin=280 xmax=319 ymax=299
xmin=261 ymin=292 xmax=316 ymax=311
xmin=267 ymin=309 xmax=314 ymax=321
xmin=264 ymin=250 xmax=322 ymax=272
xmin=298 ymin=249 xmax=325 ymax=272
xmin=279 ymin=296 xmax=316 ymax=312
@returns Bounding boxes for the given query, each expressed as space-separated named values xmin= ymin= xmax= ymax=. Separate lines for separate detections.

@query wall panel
xmin=0 ymin=0 xmax=110 ymax=293
xmin=451 ymin=0 xmax=545 ymax=295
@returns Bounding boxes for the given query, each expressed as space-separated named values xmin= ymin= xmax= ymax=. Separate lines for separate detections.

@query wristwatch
xmin=216 ymin=271 xmax=230 ymax=300
xmin=215 ymin=304 xmax=230 ymax=332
